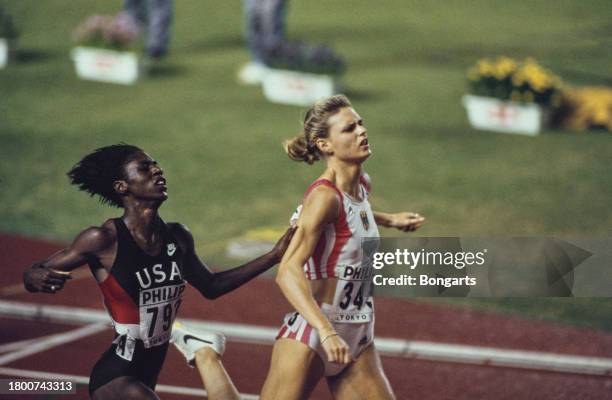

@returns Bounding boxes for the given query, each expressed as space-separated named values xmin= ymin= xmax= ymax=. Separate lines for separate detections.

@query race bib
xmin=330 ymin=265 xmax=374 ymax=323
xmin=139 ymin=283 xmax=185 ymax=348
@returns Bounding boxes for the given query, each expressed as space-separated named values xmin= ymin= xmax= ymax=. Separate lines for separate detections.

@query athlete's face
xmin=321 ymin=107 xmax=370 ymax=163
xmin=116 ymin=152 xmax=168 ymax=204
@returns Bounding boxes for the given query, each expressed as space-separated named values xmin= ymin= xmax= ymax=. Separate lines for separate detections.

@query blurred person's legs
xmin=146 ymin=0 xmax=172 ymax=58
xmin=327 ymin=345 xmax=396 ymax=400
xmin=244 ymin=0 xmax=286 ymax=63
xmin=124 ymin=0 xmax=172 ymax=59
xmin=260 ymin=338 xmax=324 ymax=400
xmin=124 ymin=0 xmax=147 ymax=26
xmin=194 ymin=347 xmax=240 ymax=400
xmin=239 ymin=0 xmax=287 ymax=84
xmin=172 ymin=322 xmax=240 ymax=400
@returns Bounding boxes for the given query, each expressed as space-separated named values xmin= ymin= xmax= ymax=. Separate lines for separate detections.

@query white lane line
xmin=0 ymin=367 xmax=260 ymax=399
xmin=379 ymin=338 xmax=612 ymax=376
xmin=0 ymin=323 xmax=107 ymax=366
xmin=0 ymin=337 xmax=39 ymax=353
xmin=0 ymin=323 xmax=104 ymax=353
xmin=0 ymin=300 xmax=611 ymax=377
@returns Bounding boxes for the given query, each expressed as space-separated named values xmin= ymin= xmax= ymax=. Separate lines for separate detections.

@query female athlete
xmin=260 ymin=95 xmax=425 ymax=399
xmin=23 ymin=144 xmax=294 ymax=400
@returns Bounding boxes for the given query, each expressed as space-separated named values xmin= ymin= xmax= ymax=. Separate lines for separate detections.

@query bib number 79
xmin=145 ymin=299 xmax=182 ymax=338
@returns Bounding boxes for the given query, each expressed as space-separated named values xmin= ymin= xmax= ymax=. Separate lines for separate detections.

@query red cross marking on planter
xmin=489 ymin=104 xmax=518 ymax=125
xmin=94 ymin=55 xmax=114 ymax=70
xmin=287 ymin=77 xmax=306 ymax=91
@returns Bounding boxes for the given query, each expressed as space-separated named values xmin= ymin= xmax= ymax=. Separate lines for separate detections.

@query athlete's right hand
xmin=320 ymin=330 xmax=354 ymax=364
xmin=270 ymin=226 xmax=297 ymax=264
xmin=23 ymin=264 xmax=72 ymax=294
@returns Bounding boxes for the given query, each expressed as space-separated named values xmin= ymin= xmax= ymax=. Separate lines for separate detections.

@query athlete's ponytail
xmin=284 ymin=135 xmax=319 ymax=165
xmin=67 ymin=143 xmax=143 ymax=208
xmin=283 ymin=95 xmax=351 ymax=164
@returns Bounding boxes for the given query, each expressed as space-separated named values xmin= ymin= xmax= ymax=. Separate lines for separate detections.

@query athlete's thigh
xmin=327 ymin=345 xmax=395 ymax=400
xmin=260 ymin=338 xmax=325 ymax=400
xmin=91 ymin=376 xmax=159 ymax=400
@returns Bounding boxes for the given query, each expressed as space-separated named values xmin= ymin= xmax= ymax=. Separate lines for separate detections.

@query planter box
xmin=0 ymin=38 xmax=9 ymax=68
xmin=262 ymin=68 xmax=338 ymax=106
xmin=71 ymin=46 xmax=140 ymax=85
xmin=462 ymin=95 xmax=548 ymax=136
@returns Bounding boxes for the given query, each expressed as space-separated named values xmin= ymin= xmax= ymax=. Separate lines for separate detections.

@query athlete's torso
xmin=98 ymin=218 xmax=186 ymax=359
xmin=292 ymin=175 xmax=380 ymax=323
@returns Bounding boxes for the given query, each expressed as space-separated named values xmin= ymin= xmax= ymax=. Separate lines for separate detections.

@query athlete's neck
xmin=323 ymin=161 xmax=363 ymax=199
xmin=121 ymin=203 xmax=162 ymax=240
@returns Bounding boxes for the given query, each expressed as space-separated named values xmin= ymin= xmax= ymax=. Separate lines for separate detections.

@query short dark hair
xmin=67 ymin=144 xmax=143 ymax=208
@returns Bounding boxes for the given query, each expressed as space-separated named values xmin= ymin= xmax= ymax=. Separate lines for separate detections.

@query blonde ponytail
xmin=283 ymin=135 xmax=320 ymax=164
xmin=282 ymin=95 xmax=352 ymax=165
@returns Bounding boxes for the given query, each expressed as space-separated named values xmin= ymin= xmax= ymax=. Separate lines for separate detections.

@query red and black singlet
xmin=89 ymin=218 xmax=186 ymax=395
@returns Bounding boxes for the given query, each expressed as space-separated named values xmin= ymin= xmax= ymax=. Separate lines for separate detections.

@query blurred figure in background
xmin=238 ymin=0 xmax=287 ymax=85
xmin=123 ymin=0 xmax=172 ymax=59
xmin=238 ymin=0 xmax=346 ymax=86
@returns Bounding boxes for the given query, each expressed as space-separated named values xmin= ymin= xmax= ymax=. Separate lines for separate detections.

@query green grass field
xmin=1 ymin=1 xmax=611 ymax=330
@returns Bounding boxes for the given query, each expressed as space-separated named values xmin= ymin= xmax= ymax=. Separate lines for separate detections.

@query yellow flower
xmin=476 ymin=58 xmax=495 ymax=76
xmin=467 ymin=56 xmax=563 ymax=107
xmin=493 ymin=56 xmax=518 ymax=80
xmin=559 ymin=86 xmax=612 ymax=131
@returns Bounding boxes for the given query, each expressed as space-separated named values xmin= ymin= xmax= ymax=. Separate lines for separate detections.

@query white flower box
xmin=0 ymin=38 xmax=9 ymax=68
xmin=71 ymin=46 xmax=140 ymax=85
xmin=462 ymin=94 xmax=548 ymax=136
xmin=262 ymin=68 xmax=338 ymax=106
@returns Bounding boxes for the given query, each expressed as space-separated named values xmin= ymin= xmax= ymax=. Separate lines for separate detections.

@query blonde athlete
xmin=261 ymin=95 xmax=424 ymax=399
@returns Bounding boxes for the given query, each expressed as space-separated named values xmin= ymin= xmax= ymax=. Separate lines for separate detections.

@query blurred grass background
xmin=1 ymin=1 xmax=611 ymax=330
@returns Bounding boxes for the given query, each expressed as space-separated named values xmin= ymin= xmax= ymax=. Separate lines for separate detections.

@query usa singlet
xmin=89 ymin=218 xmax=186 ymax=395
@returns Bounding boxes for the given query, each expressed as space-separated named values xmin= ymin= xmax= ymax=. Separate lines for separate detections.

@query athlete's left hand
xmin=390 ymin=212 xmax=425 ymax=232
xmin=270 ymin=226 xmax=298 ymax=263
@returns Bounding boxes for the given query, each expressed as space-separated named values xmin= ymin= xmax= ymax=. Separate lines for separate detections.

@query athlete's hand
xmin=23 ymin=264 xmax=72 ymax=294
xmin=321 ymin=331 xmax=354 ymax=365
xmin=390 ymin=212 xmax=425 ymax=232
xmin=270 ymin=226 xmax=297 ymax=264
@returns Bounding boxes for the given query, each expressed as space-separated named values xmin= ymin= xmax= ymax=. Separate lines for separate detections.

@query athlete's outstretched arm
xmin=373 ymin=211 xmax=425 ymax=232
xmin=23 ymin=227 xmax=116 ymax=293
xmin=275 ymin=186 xmax=354 ymax=365
xmin=360 ymin=171 xmax=425 ymax=232
xmin=172 ymin=224 xmax=295 ymax=300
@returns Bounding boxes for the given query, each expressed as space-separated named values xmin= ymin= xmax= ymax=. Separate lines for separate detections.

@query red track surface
xmin=1 ymin=233 xmax=612 ymax=399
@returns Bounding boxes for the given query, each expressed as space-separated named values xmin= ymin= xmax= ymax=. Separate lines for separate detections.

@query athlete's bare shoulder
xmin=70 ymin=219 xmax=117 ymax=256
xmin=302 ymin=184 xmax=341 ymax=225
xmin=305 ymin=184 xmax=340 ymax=209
